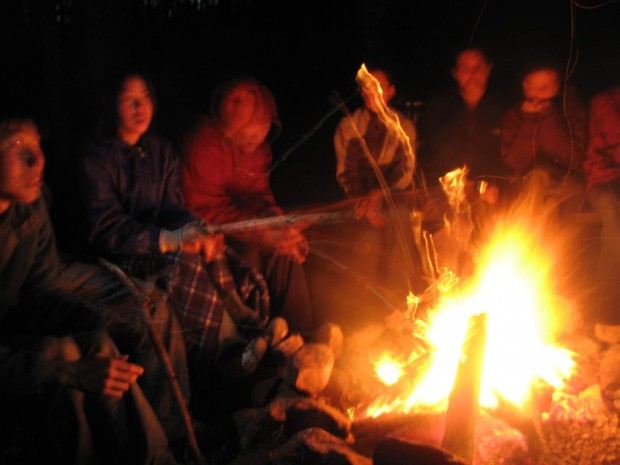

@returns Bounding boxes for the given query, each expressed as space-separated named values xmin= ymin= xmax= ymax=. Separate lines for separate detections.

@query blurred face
xmin=219 ymin=84 xmax=257 ymax=136
xmin=523 ymin=69 xmax=560 ymax=102
xmin=452 ymin=50 xmax=492 ymax=96
xmin=116 ymin=76 xmax=154 ymax=144
xmin=362 ymin=70 xmax=396 ymax=113
xmin=0 ymin=123 xmax=45 ymax=213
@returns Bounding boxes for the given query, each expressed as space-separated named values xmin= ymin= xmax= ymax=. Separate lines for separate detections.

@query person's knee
xmin=39 ymin=336 xmax=81 ymax=362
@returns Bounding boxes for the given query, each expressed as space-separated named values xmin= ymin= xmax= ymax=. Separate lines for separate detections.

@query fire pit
xmin=215 ymin=163 xmax=620 ymax=465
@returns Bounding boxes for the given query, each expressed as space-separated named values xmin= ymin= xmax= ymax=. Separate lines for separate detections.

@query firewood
xmin=441 ymin=313 xmax=487 ymax=463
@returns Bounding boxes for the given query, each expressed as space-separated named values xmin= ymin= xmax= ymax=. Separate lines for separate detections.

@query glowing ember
xmin=374 ymin=353 xmax=405 ymax=386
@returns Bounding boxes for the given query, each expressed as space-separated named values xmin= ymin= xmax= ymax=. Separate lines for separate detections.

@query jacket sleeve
xmin=81 ymin=146 xmax=163 ymax=256
xmin=0 ymin=346 xmax=50 ymax=395
xmin=537 ymin=96 xmax=586 ymax=175
xmin=394 ymin=114 xmax=417 ymax=189
xmin=158 ymin=140 xmax=200 ymax=228
xmin=182 ymin=130 xmax=282 ymax=224
xmin=584 ymin=90 xmax=620 ymax=189
xmin=500 ymin=106 xmax=536 ymax=176
xmin=237 ymin=146 xmax=283 ymax=219
xmin=0 ymin=200 xmax=104 ymax=395
xmin=334 ymin=114 xmax=365 ymax=197
xmin=502 ymin=99 xmax=586 ymax=177
xmin=18 ymin=199 xmax=105 ymax=336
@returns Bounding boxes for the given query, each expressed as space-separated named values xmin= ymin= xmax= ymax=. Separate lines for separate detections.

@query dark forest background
xmin=1 ymin=0 xmax=619 ymax=251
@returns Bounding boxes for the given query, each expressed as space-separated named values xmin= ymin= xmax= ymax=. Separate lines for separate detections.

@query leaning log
xmin=441 ymin=312 xmax=487 ymax=463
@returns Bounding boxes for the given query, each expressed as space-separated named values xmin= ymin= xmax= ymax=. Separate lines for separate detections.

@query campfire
xmin=219 ymin=68 xmax=620 ymax=465
xmin=221 ymin=167 xmax=620 ymax=465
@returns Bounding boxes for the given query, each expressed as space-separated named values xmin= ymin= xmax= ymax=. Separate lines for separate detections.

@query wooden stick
xmin=97 ymin=258 xmax=205 ymax=465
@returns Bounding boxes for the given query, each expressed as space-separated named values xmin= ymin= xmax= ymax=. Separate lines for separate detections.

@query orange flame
xmin=359 ymin=170 xmax=577 ymax=419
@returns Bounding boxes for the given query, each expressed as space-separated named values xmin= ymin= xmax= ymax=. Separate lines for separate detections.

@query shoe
xmin=265 ymin=317 xmax=288 ymax=348
xmin=241 ymin=336 xmax=268 ymax=375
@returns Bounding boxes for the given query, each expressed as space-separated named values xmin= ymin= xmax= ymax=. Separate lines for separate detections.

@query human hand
xmin=354 ymin=191 xmax=385 ymax=227
xmin=52 ymin=354 xmax=144 ymax=399
xmin=199 ymin=233 xmax=225 ymax=262
xmin=521 ymin=99 xmax=552 ymax=114
xmin=159 ymin=222 xmax=201 ymax=254
xmin=272 ymin=227 xmax=309 ymax=263
xmin=160 ymin=222 xmax=226 ymax=260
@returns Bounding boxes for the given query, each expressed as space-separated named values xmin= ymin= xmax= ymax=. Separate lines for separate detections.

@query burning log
xmin=351 ymin=412 xmax=445 ymax=458
xmin=441 ymin=312 xmax=487 ymax=463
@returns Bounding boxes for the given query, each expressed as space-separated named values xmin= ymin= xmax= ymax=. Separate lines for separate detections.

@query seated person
xmin=583 ymin=84 xmax=620 ymax=325
xmin=0 ymin=111 xmax=178 ymax=464
xmin=417 ymin=47 xmax=508 ymax=274
xmin=500 ymin=62 xmax=587 ymax=216
xmin=181 ymin=76 xmax=314 ymax=333
xmin=333 ymin=65 xmax=428 ymax=296
xmin=418 ymin=46 xmax=507 ymax=185
xmin=78 ymin=68 xmax=270 ymax=400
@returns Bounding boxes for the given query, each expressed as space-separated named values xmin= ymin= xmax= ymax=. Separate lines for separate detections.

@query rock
xmin=251 ymin=375 xmax=282 ymax=407
xmin=312 ymin=322 xmax=344 ymax=358
xmin=284 ymin=343 xmax=335 ymax=395
xmin=273 ymin=333 xmax=305 ymax=361
xmin=269 ymin=384 xmax=304 ymax=422
xmin=233 ymin=407 xmax=280 ymax=450
xmin=285 ymin=397 xmax=352 ymax=440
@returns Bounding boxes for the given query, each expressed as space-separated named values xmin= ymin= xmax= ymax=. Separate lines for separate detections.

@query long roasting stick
xmin=200 ymin=210 xmax=354 ymax=235
xmin=97 ymin=258 xmax=205 ymax=465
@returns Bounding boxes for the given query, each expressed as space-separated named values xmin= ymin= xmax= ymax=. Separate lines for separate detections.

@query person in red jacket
xmin=583 ymin=84 xmax=620 ymax=324
xmin=181 ymin=77 xmax=314 ymax=333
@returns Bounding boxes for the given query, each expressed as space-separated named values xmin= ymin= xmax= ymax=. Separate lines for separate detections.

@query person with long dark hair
xmin=78 ymin=67 xmax=271 ymax=408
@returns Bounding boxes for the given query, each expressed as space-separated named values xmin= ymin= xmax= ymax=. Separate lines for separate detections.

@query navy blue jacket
xmin=80 ymin=133 xmax=198 ymax=262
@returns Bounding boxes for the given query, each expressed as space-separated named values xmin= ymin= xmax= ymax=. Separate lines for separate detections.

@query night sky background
xmin=1 ymin=0 xmax=619 ymax=246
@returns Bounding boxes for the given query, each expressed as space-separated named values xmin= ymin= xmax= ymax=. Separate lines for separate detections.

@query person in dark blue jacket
xmin=78 ymin=68 xmax=271 ymax=403
xmin=0 ymin=112 xmax=178 ymax=464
